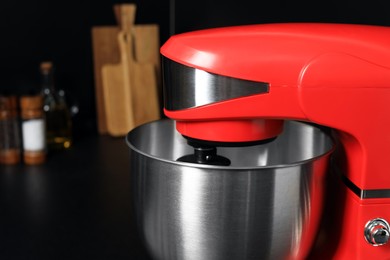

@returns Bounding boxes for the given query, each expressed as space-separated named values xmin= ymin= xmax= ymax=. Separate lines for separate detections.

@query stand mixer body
xmin=161 ymin=23 xmax=390 ymax=259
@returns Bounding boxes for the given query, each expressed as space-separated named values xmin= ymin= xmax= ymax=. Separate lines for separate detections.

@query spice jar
xmin=0 ymin=96 xmax=21 ymax=164
xmin=20 ymin=95 xmax=46 ymax=165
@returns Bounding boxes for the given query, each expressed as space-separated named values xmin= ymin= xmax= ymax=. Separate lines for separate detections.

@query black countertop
xmin=0 ymin=135 xmax=152 ymax=259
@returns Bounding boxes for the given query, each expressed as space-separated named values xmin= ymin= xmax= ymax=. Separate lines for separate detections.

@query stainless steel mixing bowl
xmin=126 ymin=120 xmax=334 ymax=260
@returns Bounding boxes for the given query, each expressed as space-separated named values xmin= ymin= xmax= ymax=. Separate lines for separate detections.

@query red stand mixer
xmin=159 ymin=23 xmax=390 ymax=259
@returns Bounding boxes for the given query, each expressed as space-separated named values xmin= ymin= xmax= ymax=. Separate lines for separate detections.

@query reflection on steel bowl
xmin=127 ymin=119 xmax=334 ymax=260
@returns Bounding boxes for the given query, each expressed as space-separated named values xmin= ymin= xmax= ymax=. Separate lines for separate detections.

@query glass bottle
xmin=40 ymin=61 xmax=72 ymax=150
xmin=0 ymin=95 xmax=21 ymax=164
xmin=20 ymin=95 xmax=46 ymax=165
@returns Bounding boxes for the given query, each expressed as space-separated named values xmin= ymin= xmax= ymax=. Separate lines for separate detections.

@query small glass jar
xmin=0 ymin=96 xmax=21 ymax=164
xmin=20 ymin=95 xmax=46 ymax=165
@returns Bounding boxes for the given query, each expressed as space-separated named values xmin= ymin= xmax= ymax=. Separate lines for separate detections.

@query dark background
xmin=0 ymin=0 xmax=389 ymax=140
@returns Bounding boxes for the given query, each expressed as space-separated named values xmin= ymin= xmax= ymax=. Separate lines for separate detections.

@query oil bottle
xmin=40 ymin=61 xmax=72 ymax=150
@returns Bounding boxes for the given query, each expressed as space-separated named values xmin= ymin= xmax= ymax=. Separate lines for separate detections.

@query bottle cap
xmin=20 ymin=95 xmax=43 ymax=110
xmin=40 ymin=61 xmax=53 ymax=72
xmin=0 ymin=96 xmax=17 ymax=110
xmin=0 ymin=96 xmax=18 ymax=119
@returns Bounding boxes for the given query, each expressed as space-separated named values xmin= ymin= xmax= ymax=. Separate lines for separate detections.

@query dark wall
xmin=174 ymin=1 xmax=390 ymax=33
xmin=0 ymin=0 xmax=388 ymax=138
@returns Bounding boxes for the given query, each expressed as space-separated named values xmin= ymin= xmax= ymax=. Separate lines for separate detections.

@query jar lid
xmin=0 ymin=96 xmax=18 ymax=110
xmin=40 ymin=61 xmax=53 ymax=73
xmin=20 ymin=95 xmax=43 ymax=110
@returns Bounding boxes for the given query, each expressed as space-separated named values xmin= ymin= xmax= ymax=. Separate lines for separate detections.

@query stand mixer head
xmin=161 ymin=23 xmax=390 ymax=258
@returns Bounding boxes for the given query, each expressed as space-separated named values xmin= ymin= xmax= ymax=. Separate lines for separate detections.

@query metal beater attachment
xmin=176 ymin=135 xmax=279 ymax=166
xmin=177 ymin=139 xmax=231 ymax=166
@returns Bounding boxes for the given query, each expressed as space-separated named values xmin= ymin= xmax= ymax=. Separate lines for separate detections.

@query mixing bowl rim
xmin=125 ymin=120 xmax=335 ymax=171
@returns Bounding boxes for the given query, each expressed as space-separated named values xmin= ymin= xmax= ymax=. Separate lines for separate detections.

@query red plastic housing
xmin=161 ymin=23 xmax=390 ymax=190
xmin=161 ymin=24 xmax=390 ymax=258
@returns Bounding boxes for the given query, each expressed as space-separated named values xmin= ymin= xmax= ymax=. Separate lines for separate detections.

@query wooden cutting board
xmin=101 ymin=32 xmax=135 ymax=136
xmin=132 ymin=24 xmax=161 ymax=125
xmin=95 ymin=3 xmax=161 ymax=136
xmin=131 ymin=60 xmax=159 ymax=126
xmin=133 ymin=25 xmax=160 ymax=68
xmin=91 ymin=26 xmax=120 ymax=134
xmin=114 ymin=3 xmax=160 ymax=126
xmin=133 ymin=24 xmax=162 ymax=111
